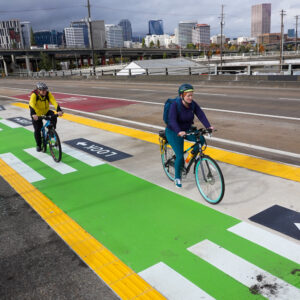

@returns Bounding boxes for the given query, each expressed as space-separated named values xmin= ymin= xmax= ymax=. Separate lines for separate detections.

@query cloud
xmin=1 ymin=0 xmax=299 ymax=37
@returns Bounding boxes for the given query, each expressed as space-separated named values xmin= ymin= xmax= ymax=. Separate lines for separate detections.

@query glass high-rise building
xmin=148 ymin=20 xmax=164 ymax=35
xmin=20 ymin=21 xmax=31 ymax=48
xmin=178 ymin=21 xmax=197 ymax=47
xmin=34 ymin=30 xmax=63 ymax=46
xmin=105 ymin=24 xmax=124 ymax=48
xmin=118 ymin=19 xmax=132 ymax=41
xmin=251 ymin=3 xmax=271 ymax=37
xmin=71 ymin=20 xmax=89 ymax=47
xmin=64 ymin=27 xmax=85 ymax=47
xmin=192 ymin=24 xmax=210 ymax=45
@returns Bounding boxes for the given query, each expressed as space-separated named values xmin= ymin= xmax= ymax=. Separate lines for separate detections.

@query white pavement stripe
xmin=0 ymin=153 xmax=45 ymax=183
xmin=202 ymin=107 xmax=300 ymax=121
xmin=188 ymin=240 xmax=300 ymax=300
xmin=195 ymin=92 xmax=227 ymax=97
xmin=24 ymin=148 xmax=76 ymax=174
xmin=228 ymin=222 xmax=300 ymax=264
xmin=139 ymin=262 xmax=215 ymax=300
xmin=61 ymin=143 xmax=105 ymax=167
xmin=280 ymin=98 xmax=300 ymax=101
xmin=0 ymin=119 xmax=21 ymax=128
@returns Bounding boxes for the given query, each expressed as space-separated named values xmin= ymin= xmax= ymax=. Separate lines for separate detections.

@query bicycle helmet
xmin=178 ymin=83 xmax=194 ymax=95
xmin=36 ymin=82 xmax=48 ymax=91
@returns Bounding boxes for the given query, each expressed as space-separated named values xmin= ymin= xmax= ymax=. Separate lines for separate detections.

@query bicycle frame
xmin=183 ymin=137 xmax=206 ymax=175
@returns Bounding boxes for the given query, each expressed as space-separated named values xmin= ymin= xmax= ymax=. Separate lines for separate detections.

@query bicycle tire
xmin=195 ymin=155 xmax=225 ymax=204
xmin=161 ymin=143 xmax=176 ymax=181
xmin=47 ymin=128 xmax=62 ymax=162
xmin=41 ymin=133 xmax=47 ymax=153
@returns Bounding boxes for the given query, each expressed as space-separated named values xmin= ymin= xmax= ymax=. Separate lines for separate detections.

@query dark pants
xmin=32 ymin=110 xmax=57 ymax=147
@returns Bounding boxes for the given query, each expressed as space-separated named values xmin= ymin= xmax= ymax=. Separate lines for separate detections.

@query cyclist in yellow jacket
xmin=29 ymin=82 xmax=63 ymax=152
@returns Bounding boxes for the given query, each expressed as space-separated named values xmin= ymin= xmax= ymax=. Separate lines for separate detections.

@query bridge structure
xmin=0 ymin=47 xmax=201 ymax=74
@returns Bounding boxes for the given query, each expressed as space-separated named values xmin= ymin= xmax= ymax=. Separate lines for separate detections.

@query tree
xmin=186 ymin=43 xmax=196 ymax=49
xmin=30 ymin=27 xmax=36 ymax=46
xmin=94 ymin=54 xmax=100 ymax=66
xmin=149 ymin=41 xmax=154 ymax=48
xmin=163 ymin=52 xmax=167 ymax=59
xmin=142 ymin=38 xmax=146 ymax=48
xmin=259 ymin=44 xmax=265 ymax=53
xmin=39 ymin=52 xmax=52 ymax=70
xmin=157 ymin=40 xmax=160 ymax=48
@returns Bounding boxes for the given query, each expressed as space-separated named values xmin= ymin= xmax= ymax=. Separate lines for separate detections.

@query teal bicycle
xmin=159 ymin=127 xmax=225 ymax=204
xmin=39 ymin=114 xmax=62 ymax=162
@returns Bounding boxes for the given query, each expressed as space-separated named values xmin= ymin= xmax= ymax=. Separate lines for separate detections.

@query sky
xmin=1 ymin=0 xmax=300 ymax=38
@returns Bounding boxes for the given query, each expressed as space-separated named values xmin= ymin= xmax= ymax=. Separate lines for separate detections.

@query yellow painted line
xmin=12 ymin=102 xmax=300 ymax=182
xmin=0 ymin=158 xmax=165 ymax=300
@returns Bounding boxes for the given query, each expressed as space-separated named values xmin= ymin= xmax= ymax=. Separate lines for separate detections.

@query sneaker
xmin=36 ymin=146 xmax=42 ymax=152
xmin=174 ymin=178 xmax=182 ymax=188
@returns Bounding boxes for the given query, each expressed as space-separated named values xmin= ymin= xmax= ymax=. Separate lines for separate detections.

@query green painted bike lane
xmin=1 ymin=123 xmax=299 ymax=299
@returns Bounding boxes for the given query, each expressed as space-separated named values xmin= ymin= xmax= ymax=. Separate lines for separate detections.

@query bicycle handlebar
xmin=185 ymin=127 xmax=216 ymax=137
xmin=38 ymin=114 xmax=59 ymax=121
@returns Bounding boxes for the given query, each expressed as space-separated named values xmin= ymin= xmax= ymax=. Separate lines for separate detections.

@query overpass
xmin=0 ymin=47 xmax=201 ymax=74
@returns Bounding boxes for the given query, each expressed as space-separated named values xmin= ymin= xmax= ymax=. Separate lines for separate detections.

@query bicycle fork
xmin=198 ymin=158 xmax=214 ymax=184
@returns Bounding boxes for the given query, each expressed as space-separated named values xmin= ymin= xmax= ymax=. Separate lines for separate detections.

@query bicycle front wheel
xmin=47 ymin=129 xmax=62 ymax=162
xmin=195 ymin=155 xmax=225 ymax=204
xmin=161 ymin=143 xmax=176 ymax=181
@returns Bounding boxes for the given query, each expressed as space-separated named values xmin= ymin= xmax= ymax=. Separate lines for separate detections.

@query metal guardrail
xmin=8 ymin=63 xmax=300 ymax=78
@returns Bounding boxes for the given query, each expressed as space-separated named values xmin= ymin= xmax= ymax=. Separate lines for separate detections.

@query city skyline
xmin=1 ymin=0 xmax=300 ymax=38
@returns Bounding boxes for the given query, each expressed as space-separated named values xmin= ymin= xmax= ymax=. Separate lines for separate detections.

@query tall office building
xmin=105 ymin=24 xmax=124 ymax=48
xmin=20 ymin=21 xmax=31 ymax=48
xmin=148 ymin=20 xmax=164 ymax=35
xmin=34 ymin=30 xmax=62 ymax=46
xmin=178 ymin=21 xmax=197 ymax=47
xmin=0 ymin=19 xmax=23 ymax=49
xmin=91 ymin=20 xmax=105 ymax=48
xmin=192 ymin=24 xmax=210 ymax=45
xmin=251 ymin=3 xmax=271 ymax=37
xmin=71 ymin=20 xmax=89 ymax=47
xmin=64 ymin=27 xmax=85 ymax=47
xmin=118 ymin=19 xmax=132 ymax=41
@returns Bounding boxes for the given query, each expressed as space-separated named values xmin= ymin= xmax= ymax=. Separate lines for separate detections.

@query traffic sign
xmin=64 ymin=138 xmax=132 ymax=162
xmin=249 ymin=205 xmax=300 ymax=240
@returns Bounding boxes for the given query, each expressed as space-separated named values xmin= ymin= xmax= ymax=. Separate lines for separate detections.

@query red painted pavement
xmin=14 ymin=93 xmax=136 ymax=112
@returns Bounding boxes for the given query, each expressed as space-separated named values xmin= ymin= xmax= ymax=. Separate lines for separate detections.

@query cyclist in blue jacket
xmin=166 ymin=83 xmax=213 ymax=188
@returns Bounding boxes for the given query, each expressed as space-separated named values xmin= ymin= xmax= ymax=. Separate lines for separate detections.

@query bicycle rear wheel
xmin=47 ymin=128 xmax=62 ymax=162
xmin=161 ymin=143 xmax=176 ymax=181
xmin=195 ymin=155 xmax=225 ymax=204
xmin=41 ymin=132 xmax=47 ymax=153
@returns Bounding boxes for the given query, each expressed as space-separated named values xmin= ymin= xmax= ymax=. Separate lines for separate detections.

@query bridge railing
xmin=14 ymin=63 xmax=300 ymax=78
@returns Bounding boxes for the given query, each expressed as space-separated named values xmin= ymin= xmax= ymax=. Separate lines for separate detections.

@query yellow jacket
xmin=29 ymin=91 xmax=60 ymax=116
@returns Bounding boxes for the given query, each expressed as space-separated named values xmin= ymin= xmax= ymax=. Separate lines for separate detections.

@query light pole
xmin=87 ymin=0 xmax=95 ymax=75
xmin=279 ymin=9 xmax=286 ymax=72
xmin=296 ymin=15 xmax=299 ymax=52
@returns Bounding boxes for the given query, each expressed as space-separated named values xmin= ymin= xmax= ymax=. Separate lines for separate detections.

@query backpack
xmin=163 ymin=96 xmax=195 ymax=125
xmin=32 ymin=89 xmax=49 ymax=102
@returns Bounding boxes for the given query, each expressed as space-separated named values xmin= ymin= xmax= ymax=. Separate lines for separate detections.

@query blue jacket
xmin=167 ymin=97 xmax=210 ymax=134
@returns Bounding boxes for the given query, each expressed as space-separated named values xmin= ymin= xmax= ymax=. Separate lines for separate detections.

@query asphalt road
xmin=0 ymin=78 xmax=299 ymax=165
xmin=0 ymin=176 xmax=119 ymax=300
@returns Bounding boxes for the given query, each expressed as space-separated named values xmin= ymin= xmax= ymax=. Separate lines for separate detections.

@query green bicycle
xmin=159 ymin=127 xmax=225 ymax=204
